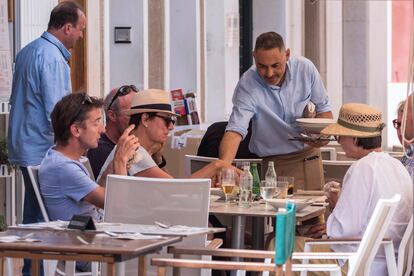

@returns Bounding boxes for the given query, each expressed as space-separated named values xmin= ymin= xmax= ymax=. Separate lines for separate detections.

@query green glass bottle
xmin=250 ymin=163 xmax=260 ymax=196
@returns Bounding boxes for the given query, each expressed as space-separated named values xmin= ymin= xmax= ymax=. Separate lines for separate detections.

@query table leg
xmin=138 ymin=256 xmax=147 ymax=276
xmin=252 ymin=217 xmax=264 ymax=249
xmin=31 ymin=259 xmax=39 ymax=276
xmin=115 ymin=261 xmax=125 ymax=276
xmin=230 ymin=216 xmax=245 ymax=276
xmin=107 ymin=262 xmax=115 ymax=276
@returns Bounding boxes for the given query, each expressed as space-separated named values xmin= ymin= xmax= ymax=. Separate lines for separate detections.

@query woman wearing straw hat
xmin=302 ymin=103 xmax=412 ymax=276
xmin=97 ymin=89 xmax=231 ymax=183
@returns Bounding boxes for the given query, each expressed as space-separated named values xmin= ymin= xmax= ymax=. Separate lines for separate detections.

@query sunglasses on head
xmin=70 ymin=93 xmax=93 ymax=126
xmin=154 ymin=114 xmax=177 ymax=127
xmin=108 ymin=85 xmax=138 ymax=111
xmin=392 ymin=119 xmax=402 ymax=129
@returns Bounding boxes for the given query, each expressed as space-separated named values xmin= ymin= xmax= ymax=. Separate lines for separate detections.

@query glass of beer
xmin=276 ymin=181 xmax=289 ymax=199
xmin=221 ymin=168 xmax=236 ymax=204
xmin=278 ymin=176 xmax=295 ymax=195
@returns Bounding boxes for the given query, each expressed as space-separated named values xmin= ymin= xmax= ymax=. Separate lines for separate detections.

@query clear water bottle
xmin=265 ymin=161 xmax=277 ymax=187
xmin=239 ymin=162 xmax=253 ymax=208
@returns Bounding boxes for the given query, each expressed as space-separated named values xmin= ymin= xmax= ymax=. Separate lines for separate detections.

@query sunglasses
xmin=108 ymin=85 xmax=138 ymax=111
xmin=154 ymin=114 xmax=177 ymax=127
xmin=70 ymin=93 xmax=93 ymax=126
xmin=392 ymin=119 xmax=402 ymax=129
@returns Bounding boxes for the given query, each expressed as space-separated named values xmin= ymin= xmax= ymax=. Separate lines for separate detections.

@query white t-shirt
xmin=327 ymin=151 xmax=413 ymax=276
xmin=97 ymin=146 xmax=157 ymax=183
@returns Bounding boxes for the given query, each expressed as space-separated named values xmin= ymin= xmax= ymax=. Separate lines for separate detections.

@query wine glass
xmin=221 ymin=168 xmax=236 ymax=204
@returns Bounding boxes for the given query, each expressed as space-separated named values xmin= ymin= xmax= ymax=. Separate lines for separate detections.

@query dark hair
xmin=254 ymin=32 xmax=285 ymax=51
xmin=51 ymin=92 xmax=103 ymax=145
xmin=356 ymin=136 xmax=382 ymax=149
xmin=129 ymin=112 xmax=157 ymax=128
xmin=47 ymin=1 xmax=83 ymax=30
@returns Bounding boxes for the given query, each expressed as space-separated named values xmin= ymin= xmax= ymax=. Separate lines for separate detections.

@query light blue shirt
xmin=8 ymin=32 xmax=71 ymax=166
xmin=226 ymin=56 xmax=331 ymax=156
xmin=39 ymin=148 xmax=99 ymax=221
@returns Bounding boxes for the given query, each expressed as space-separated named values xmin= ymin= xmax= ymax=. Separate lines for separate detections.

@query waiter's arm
xmin=316 ymin=111 xmax=333 ymax=119
xmin=219 ymin=131 xmax=242 ymax=164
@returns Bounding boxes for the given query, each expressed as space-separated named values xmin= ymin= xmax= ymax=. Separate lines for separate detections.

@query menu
xmin=0 ymin=0 xmax=11 ymax=103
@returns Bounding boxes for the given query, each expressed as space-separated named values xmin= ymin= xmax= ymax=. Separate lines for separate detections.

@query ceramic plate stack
xmin=296 ymin=118 xmax=336 ymax=134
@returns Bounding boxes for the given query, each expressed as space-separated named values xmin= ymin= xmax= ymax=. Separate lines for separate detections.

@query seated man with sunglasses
xmin=97 ymin=89 xmax=231 ymax=184
xmin=88 ymin=85 xmax=168 ymax=180
xmin=39 ymin=93 xmax=139 ymax=222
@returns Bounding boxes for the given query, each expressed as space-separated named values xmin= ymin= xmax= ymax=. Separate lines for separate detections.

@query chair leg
xmin=138 ymin=256 xmax=147 ymax=276
xmin=285 ymin=259 xmax=293 ymax=276
xmin=91 ymin=261 xmax=100 ymax=276
xmin=64 ymin=261 xmax=76 ymax=276
xmin=43 ymin=260 xmax=58 ymax=276
xmin=5 ymin=257 xmax=12 ymax=276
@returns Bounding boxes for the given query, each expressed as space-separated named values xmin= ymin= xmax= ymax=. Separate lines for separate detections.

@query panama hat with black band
xmin=123 ymin=89 xmax=177 ymax=116
xmin=321 ymin=103 xmax=386 ymax=138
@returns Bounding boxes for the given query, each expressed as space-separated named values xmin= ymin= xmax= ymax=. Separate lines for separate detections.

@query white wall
xmin=253 ymin=0 xmax=286 ymax=43
xmin=168 ymin=0 xmax=198 ymax=93
xmin=109 ymin=0 xmax=144 ymax=91
xmin=204 ymin=0 xmax=239 ymax=123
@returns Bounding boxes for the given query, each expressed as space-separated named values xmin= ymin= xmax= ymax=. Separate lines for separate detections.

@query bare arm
xmin=83 ymin=186 xmax=106 ymax=209
xmin=316 ymin=111 xmax=333 ymax=119
xmin=134 ymin=166 xmax=173 ymax=178
xmin=219 ymin=131 xmax=242 ymax=164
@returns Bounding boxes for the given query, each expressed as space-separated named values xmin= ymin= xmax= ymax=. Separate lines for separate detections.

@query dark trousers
xmin=20 ymin=166 xmax=44 ymax=276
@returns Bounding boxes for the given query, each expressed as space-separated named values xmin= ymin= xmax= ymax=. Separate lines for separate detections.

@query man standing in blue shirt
xmin=220 ymin=32 xmax=333 ymax=190
xmin=8 ymin=2 xmax=85 ymax=274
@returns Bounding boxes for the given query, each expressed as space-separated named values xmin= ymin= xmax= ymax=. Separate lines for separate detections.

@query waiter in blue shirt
xmin=219 ymin=32 xmax=333 ymax=191
xmin=8 ymin=2 xmax=85 ymax=274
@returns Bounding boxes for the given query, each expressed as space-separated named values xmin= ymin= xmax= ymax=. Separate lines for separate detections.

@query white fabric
xmin=97 ymin=146 xmax=156 ymax=182
xmin=327 ymin=151 xmax=413 ymax=276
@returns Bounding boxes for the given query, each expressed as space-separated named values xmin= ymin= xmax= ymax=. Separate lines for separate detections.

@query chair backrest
xmin=275 ymin=202 xmax=296 ymax=266
xmin=79 ymin=156 xmax=95 ymax=181
xmin=348 ymin=194 xmax=401 ymax=276
xmin=398 ymin=215 xmax=413 ymax=276
xmin=320 ymin=147 xmax=337 ymax=160
xmin=184 ymin=154 xmax=263 ymax=178
xmin=322 ymin=160 xmax=355 ymax=183
xmin=27 ymin=165 xmax=50 ymax=222
xmin=104 ymin=174 xmax=211 ymax=275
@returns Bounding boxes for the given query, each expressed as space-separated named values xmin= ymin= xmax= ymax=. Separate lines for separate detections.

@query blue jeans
xmin=20 ymin=166 xmax=44 ymax=276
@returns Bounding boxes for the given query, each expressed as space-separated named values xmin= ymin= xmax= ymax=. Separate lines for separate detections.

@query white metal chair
xmin=322 ymin=160 xmax=355 ymax=183
xmin=79 ymin=156 xmax=95 ymax=181
xmin=150 ymin=194 xmax=401 ymax=276
xmin=27 ymin=166 xmax=99 ymax=276
xmin=104 ymin=174 xmax=213 ymax=276
xmin=395 ymin=215 xmax=413 ymax=276
xmin=184 ymin=155 xmax=263 ymax=177
xmin=301 ymin=194 xmax=403 ymax=276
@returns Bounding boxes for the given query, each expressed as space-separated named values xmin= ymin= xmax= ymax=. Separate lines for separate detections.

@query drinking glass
xmin=276 ymin=181 xmax=289 ymax=199
xmin=260 ymin=180 xmax=276 ymax=200
xmin=221 ymin=168 xmax=236 ymax=204
xmin=278 ymin=176 xmax=295 ymax=195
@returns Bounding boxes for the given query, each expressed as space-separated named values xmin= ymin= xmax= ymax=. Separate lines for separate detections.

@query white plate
xmin=265 ymin=198 xmax=312 ymax=211
xmin=296 ymin=118 xmax=336 ymax=134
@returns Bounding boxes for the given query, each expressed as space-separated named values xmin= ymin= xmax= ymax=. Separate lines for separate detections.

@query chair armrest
xmin=304 ymin=237 xmax=392 ymax=246
xmin=292 ymin=252 xmax=354 ymax=260
xmin=206 ymin=238 xmax=223 ymax=249
xmin=151 ymin=258 xmax=341 ymax=273
xmin=168 ymin=247 xmax=275 ymax=259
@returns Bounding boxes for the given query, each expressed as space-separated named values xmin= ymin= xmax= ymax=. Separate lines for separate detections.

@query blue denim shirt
xmin=226 ymin=56 xmax=331 ymax=156
xmin=8 ymin=32 xmax=71 ymax=166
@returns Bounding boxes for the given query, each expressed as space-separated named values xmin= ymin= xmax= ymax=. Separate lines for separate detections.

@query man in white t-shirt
xmin=302 ymin=103 xmax=413 ymax=276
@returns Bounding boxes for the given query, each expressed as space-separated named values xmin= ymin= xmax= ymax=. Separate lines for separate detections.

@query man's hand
xmin=304 ymin=139 xmax=330 ymax=148
xmin=323 ymin=181 xmax=341 ymax=210
xmin=113 ymin=124 xmax=140 ymax=173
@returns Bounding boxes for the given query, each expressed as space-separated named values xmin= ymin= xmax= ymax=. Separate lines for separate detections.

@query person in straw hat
xmin=300 ymin=103 xmax=412 ymax=276
xmin=97 ymin=89 xmax=232 ymax=183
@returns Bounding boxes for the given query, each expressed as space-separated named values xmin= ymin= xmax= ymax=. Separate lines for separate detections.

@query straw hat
xmin=123 ymin=89 xmax=176 ymax=116
xmin=321 ymin=103 xmax=386 ymax=138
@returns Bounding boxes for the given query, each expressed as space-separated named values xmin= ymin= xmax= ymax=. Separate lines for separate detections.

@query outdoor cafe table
xmin=209 ymin=200 xmax=327 ymax=250
xmin=0 ymin=227 xmax=181 ymax=276
xmin=4 ymin=222 xmax=225 ymax=276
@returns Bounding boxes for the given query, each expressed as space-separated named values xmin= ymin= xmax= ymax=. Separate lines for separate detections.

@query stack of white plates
xmin=296 ymin=118 xmax=336 ymax=134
